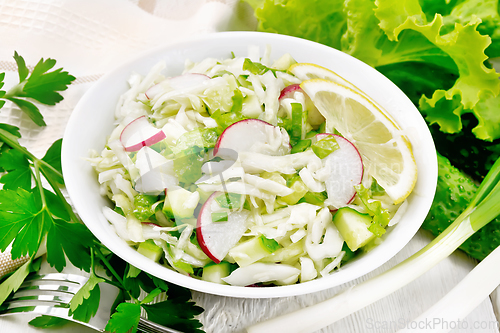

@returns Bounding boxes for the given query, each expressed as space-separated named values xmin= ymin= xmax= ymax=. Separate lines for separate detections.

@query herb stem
xmin=3 ymin=82 xmax=26 ymax=99
xmin=94 ymin=246 xmax=125 ymax=287
xmin=0 ymin=128 xmax=36 ymax=160
xmin=39 ymin=166 xmax=81 ymax=224
xmin=33 ymin=160 xmax=47 ymax=208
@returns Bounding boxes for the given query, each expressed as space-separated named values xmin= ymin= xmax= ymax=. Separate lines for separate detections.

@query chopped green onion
xmin=299 ymin=191 xmax=328 ymax=205
xmin=311 ymin=135 xmax=339 ymax=159
xmin=212 ymin=212 xmax=228 ymax=223
xmin=215 ymin=193 xmax=243 ymax=210
xmin=291 ymin=139 xmax=311 ymax=154
xmin=259 ymin=235 xmax=281 ymax=253
xmin=243 ymin=58 xmax=272 ymax=75
xmin=289 ymin=103 xmax=303 ymax=146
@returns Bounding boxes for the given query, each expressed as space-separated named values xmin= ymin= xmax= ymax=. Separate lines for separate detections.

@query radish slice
xmin=278 ymin=84 xmax=303 ymax=100
xmin=196 ymin=192 xmax=250 ymax=263
xmin=145 ymin=73 xmax=210 ymax=100
xmin=317 ymin=134 xmax=363 ymax=208
xmin=120 ymin=116 xmax=166 ymax=152
xmin=214 ymin=119 xmax=291 ymax=157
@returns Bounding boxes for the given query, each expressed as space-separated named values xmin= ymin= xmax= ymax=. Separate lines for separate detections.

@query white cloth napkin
xmin=0 ymin=0 xmax=256 ymax=156
xmin=0 ymin=2 xmax=498 ymax=333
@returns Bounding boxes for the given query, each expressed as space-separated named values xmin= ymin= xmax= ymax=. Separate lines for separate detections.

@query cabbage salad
xmin=89 ymin=46 xmax=409 ymax=286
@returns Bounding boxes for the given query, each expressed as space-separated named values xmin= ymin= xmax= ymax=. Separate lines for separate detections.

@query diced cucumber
xmin=228 ymin=235 xmax=281 ymax=267
xmin=172 ymin=260 xmax=194 ymax=275
xmin=300 ymin=191 xmax=328 ymax=205
xmin=261 ymin=172 xmax=287 ymax=186
xmin=333 ymin=207 xmax=375 ymax=251
xmin=260 ymin=239 xmax=305 ymax=264
xmin=202 ymin=262 xmax=232 ymax=284
xmin=271 ymin=53 xmax=297 ymax=71
xmin=280 ymin=178 xmax=308 ymax=205
xmin=162 ymin=195 xmax=174 ymax=219
xmin=137 ymin=240 xmax=163 ymax=262
xmin=164 ymin=188 xmax=199 ymax=219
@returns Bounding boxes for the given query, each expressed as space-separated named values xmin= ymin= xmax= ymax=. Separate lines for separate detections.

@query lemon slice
xmin=300 ymin=78 xmax=417 ymax=204
xmin=290 ymin=63 xmax=400 ymax=126
xmin=290 ymin=63 xmax=358 ymax=89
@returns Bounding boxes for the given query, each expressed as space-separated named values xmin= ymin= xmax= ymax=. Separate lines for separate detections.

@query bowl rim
xmin=61 ymin=31 xmax=437 ymax=298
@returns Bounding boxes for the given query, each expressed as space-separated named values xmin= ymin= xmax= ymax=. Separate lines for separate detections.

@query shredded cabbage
xmin=92 ymin=47 xmax=407 ymax=287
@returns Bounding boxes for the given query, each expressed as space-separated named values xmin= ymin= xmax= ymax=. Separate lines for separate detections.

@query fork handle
xmin=138 ymin=317 xmax=185 ymax=333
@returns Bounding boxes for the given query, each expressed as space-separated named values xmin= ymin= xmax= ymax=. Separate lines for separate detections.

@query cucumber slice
xmin=137 ymin=240 xmax=163 ymax=262
xmin=228 ymin=235 xmax=281 ymax=267
xmin=164 ymin=188 xmax=199 ymax=219
xmin=280 ymin=178 xmax=308 ymax=205
xmin=333 ymin=207 xmax=375 ymax=251
xmin=202 ymin=262 xmax=232 ymax=284
xmin=271 ymin=53 xmax=297 ymax=71
xmin=260 ymin=239 xmax=305 ymax=264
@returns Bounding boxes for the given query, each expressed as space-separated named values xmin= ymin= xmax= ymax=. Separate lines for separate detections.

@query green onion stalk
xmin=246 ymin=157 xmax=500 ymax=333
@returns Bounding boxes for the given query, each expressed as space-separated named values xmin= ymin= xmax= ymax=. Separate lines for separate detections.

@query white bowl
xmin=62 ymin=31 xmax=437 ymax=298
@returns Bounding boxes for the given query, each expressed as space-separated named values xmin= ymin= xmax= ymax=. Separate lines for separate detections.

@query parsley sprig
xmin=0 ymin=52 xmax=205 ymax=333
xmin=1 ymin=52 xmax=75 ymax=126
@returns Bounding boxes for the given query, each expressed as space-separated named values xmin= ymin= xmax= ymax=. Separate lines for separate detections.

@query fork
xmin=0 ymin=273 xmax=183 ymax=333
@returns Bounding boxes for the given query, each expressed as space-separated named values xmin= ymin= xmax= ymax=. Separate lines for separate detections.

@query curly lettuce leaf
xmin=340 ymin=0 xmax=384 ymax=66
xmin=375 ymin=0 xmax=500 ymax=141
xmin=440 ymin=0 xmax=500 ymax=57
xmin=247 ymin=0 xmax=500 ymax=141
xmin=247 ymin=0 xmax=347 ymax=50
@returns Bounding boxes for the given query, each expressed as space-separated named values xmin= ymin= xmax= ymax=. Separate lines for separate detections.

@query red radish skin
xmin=120 ymin=116 xmax=166 ymax=152
xmin=214 ymin=119 xmax=290 ymax=156
xmin=145 ymin=73 xmax=210 ymax=100
xmin=278 ymin=84 xmax=303 ymax=100
xmin=317 ymin=134 xmax=364 ymax=208
xmin=196 ymin=192 xmax=249 ymax=263
xmin=142 ymin=222 xmax=160 ymax=227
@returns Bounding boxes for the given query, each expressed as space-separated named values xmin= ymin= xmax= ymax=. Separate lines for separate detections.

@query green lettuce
xmin=245 ymin=0 xmax=500 ymax=141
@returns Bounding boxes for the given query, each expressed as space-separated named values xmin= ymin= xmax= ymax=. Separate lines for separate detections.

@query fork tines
xmin=0 ymin=273 xmax=88 ymax=319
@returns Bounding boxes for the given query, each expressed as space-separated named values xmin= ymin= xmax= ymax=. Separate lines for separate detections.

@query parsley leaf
xmin=0 ymin=149 xmax=31 ymax=190
xmin=46 ymin=218 xmax=94 ymax=272
xmin=69 ymin=273 xmax=105 ymax=323
xmin=41 ymin=138 xmax=64 ymax=185
xmin=105 ymin=302 xmax=141 ymax=333
xmin=6 ymin=97 xmax=45 ymax=126
xmin=142 ymin=299 xmax=204 ymax=333
xmin=0 ymin=260 xmax=31 ymax=305
xmin=140 ymin=287 xmax=162 ymax=305
xmin=141 ymin=282 xmax=204 ymax=333
xmin=0 ymin=188 xmax=49 ymax=259
xmin=2 ymin=53 xmax=75 ymax=126
xmin=13 ymin=51 xmax=29 ymax=82
xmin=0 ymin=123 xmax=21 ymax=140
xmin=29 ymin=315 xmax=69 ymax=328
xmin=20 ymin=56 xmax=76 ymax=105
